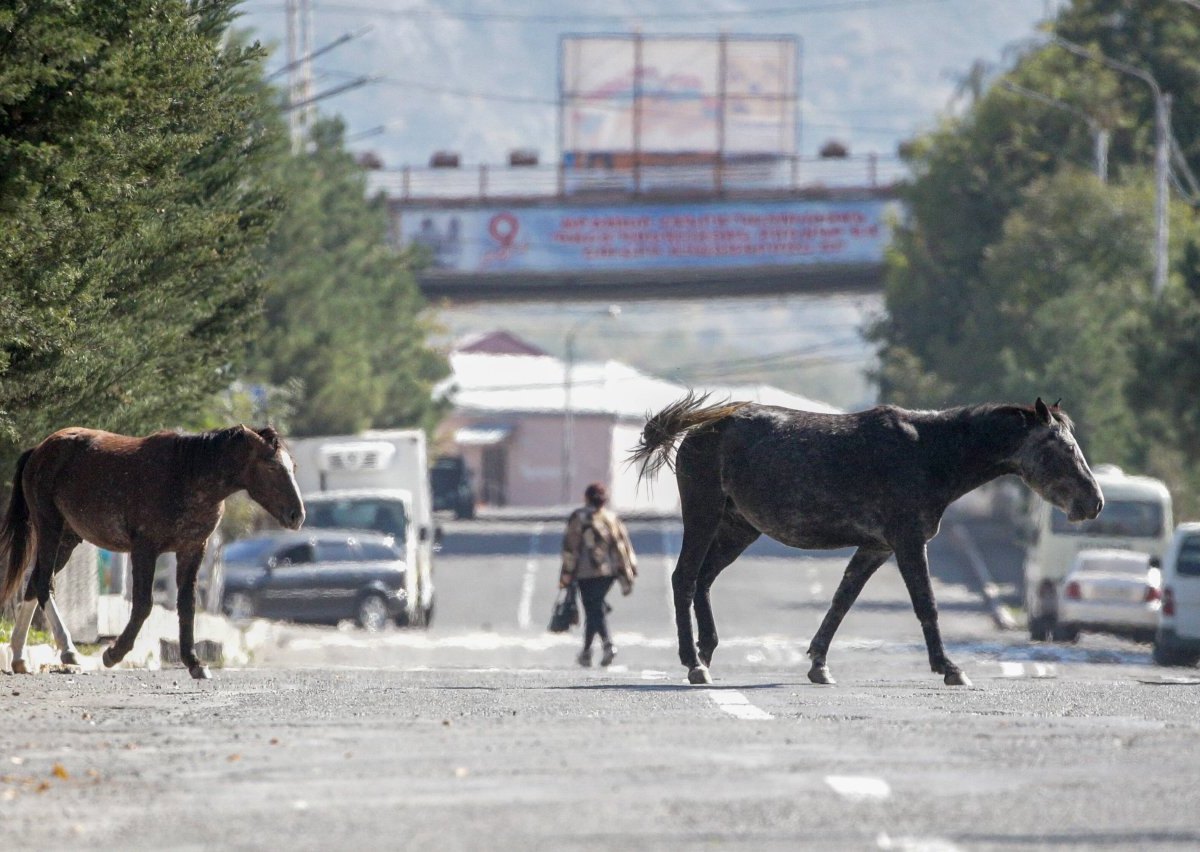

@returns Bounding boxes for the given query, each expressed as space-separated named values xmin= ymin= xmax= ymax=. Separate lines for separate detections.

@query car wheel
xmin=357 ymin=593 xmax=390 ymax=632
xmin=226 ymin=592 xmax=254 ymax=621
xmin=1029 ymin=615 xmax=1051 ymax=642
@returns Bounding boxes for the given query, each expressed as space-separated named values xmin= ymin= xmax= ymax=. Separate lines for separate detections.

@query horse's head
xmin=1013 ymin=398 xmax=1103 ymax=523
xmin=231 ymin=426 xmax=305 ymax=530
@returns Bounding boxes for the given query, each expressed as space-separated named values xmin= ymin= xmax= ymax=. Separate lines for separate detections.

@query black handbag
xmin=548 ymin=583 xmax=580 ymax=632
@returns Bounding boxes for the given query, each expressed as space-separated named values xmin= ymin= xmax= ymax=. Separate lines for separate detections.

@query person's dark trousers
xmin=578 ymin=576 xmax=616 ymax=649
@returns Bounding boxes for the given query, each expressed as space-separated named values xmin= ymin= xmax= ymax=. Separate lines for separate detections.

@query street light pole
xmin=998 ymin=80 xmax=1109 ymax=183
xmin=560 ymin=306 xmax=621 ymax=504
xmin=1051 ymin=36 xmax=1171 ymax=297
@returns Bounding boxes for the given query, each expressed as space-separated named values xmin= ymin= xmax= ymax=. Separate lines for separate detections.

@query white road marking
xmin=516 ymin=521 xmax=545 ymax=630
xmin=997 ymin=661 xmax=1057 ymax=679
xmin=825 ymin=775 xmax=891 ymax=801
xmin=641 ymin=670 xmax=668 ymax=680
xmin=877 ymin=832 xmax=962 ymax=851
xmin=660 ymin=521 xmax=676 ymax=617
xmin=706 ymin=690 xmax=773 ymax=721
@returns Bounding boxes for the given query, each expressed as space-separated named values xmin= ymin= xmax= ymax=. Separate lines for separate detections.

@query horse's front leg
xmin=894 ymin=537 xmax=971 ymax=686
xmin=176 ymin=544 xmax=210 ymax=680
xmin=102 ymin=544 xmax=157 ymax=670
xmin=806 ymin=547 xmax=890 ymax=685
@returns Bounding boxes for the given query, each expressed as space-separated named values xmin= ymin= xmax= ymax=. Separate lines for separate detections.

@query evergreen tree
xmin=0 ymin=1 xmax=286 ymax=456
xmin=248 ymin=118 xmax=448 ymax=437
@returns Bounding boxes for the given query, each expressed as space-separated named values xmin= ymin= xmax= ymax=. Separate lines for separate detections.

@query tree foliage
xmin=0 ymin=1 xmax=286 ymax=455
xmin=871 ymin=0 xmax=1200 ymax=510
xmin=246 ymin=118 xmax=448 ymax=437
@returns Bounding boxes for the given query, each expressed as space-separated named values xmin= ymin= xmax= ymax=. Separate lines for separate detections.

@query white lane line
xmin=825 ymin=775 xmax=891 ymax=801
xmin=660 ymin=521 xmax=676 ymax=617
xmin=997 ymin=661 xmax=1057 ymax=679
xmin=516 ymin=521 xmax=546 ymax=630
xmin=707 ymin=690 xmax=774 ymax=721
xmin=877 ymin=833 xmax=962 ymax=851
xmin=641 ymin=670 xmax=668 ymax=680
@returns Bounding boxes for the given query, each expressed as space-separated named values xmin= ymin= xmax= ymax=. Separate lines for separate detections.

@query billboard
xmin=561 ymin=34 xmax=797 ymax=158
xmin=398 ymin=199 xmax=891 ymax=275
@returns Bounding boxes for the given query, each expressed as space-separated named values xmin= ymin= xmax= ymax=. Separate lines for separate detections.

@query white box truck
xmin=288 ymin=430 xmax=438 ymax=627
xmin=1022 ymin=464 xmax=1172 ymax=641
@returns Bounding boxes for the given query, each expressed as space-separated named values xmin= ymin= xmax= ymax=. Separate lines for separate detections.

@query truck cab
xmin=1022 ymin=465 xmax=1172 ymax=641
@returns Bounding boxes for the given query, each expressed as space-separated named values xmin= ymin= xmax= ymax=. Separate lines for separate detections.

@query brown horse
xmin=0 ymin=425 xmax=304 ymax=679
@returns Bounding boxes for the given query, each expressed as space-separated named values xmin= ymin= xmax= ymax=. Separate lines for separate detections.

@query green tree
xmin=0 ymin=1 xmax=285 ymax=456
xmin=870 ymin=0 xmax=1200 ymax=493
xmin=247 ymin=118 xmax=448 ymax=436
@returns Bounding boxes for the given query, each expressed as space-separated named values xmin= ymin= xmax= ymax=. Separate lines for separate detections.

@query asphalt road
xmin=5 ymin=515 xmax=1200 ymax=851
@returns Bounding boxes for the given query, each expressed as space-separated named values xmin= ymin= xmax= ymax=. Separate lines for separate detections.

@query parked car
xmin=218 ymin=529 xmax=409 ymax=631
xmin=301 ymin=489 xmax=437 ymax=627
xmin=431 ymin=454 xmax=476 ymax=519
xmin=1154 ymin=523 xmax=1200 ymax=667
xmin=1056 ymin=549 xmax=1161 ymax=643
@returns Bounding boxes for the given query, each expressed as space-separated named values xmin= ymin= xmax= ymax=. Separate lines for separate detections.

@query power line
xmin=259 ymin=0 xmax=950 ymax=25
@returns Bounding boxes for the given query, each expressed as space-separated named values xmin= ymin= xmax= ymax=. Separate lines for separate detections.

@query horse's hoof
xmin=189 ymin=664 xmax=212 ymax=680
xmin=807 ymin=663 xmax=836 ymax=685
xmin=101 ymin=648 xmax=119 ymax=668
xmin=11 ymin=659 xmax=29 ymax=675
xmin=944 ymin=670 xmax=972 ymax=687
xmin=687 ymin=666 xmax=712 ymax=685
xmin=61 ymin=651 xmax=81 ymax=667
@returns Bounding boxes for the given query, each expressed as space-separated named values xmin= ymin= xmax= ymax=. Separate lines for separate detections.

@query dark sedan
xmin=218 ymin=529 xmax=408 ymax=631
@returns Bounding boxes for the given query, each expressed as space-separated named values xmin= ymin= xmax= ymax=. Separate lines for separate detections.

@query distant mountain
xmin=237 ymin=0 xmax=1052 ymax=170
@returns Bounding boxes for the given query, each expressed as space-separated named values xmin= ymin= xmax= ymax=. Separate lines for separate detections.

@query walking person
xmin=559 ymin=482 xmax=637 ymax=667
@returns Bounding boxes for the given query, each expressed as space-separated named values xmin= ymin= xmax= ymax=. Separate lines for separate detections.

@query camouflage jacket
xmin=559 ymin=506 xmax=638 ymax=591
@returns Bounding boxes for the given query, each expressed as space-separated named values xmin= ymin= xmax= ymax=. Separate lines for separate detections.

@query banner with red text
xmin=398 ymin=200 xmax=892 ymax=275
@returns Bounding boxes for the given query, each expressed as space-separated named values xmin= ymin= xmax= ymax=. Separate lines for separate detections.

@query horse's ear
xmin=1034 ymin=397 xmax=1053 ymax=426
xmin=255 ymin=426 xmax=282 ymax=451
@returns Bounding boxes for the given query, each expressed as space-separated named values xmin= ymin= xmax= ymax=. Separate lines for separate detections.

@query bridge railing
xmin=367 ymin=154 xmax=906 ymax=203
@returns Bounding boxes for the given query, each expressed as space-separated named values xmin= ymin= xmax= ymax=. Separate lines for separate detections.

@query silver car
xmin=1057 ymin=549 xmax=1162 ymax=642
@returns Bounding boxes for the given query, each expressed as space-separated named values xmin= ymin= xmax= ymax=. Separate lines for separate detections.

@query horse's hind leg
xmin=175 ymin=544 xmax=211 ymax=679
xmin=694 ymin=509 xmax=760 ymax=670
xmin=806 ymin=547 xmax=891 ymax=685
xmin=894 ymin=536 xmax=971 ymax=686
xmin=12 ymin=517 xmax=82 ymax=672
xmin=9 ymin=597 xmax=38 ymax=674
xmin=102 ymin=543 xmax=157 ymax=670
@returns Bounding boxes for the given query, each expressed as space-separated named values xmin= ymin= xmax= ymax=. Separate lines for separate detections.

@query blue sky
xmin=237 ymin=0 xmax=1057 ymax=169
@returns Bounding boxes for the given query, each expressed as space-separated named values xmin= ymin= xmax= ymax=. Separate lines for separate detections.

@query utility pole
xmin=1052 ymin=37 xmax=1171 ymax=297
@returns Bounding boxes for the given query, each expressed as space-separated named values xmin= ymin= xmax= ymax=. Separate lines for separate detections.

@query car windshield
xmin=1050 ymin=500 xmax=1163 ymax=538
xmin=306 ymin=499 xmax=407 ymax=539
xmin=1176 ymin=536 xmax=1200 ymax=577
xmin=222 ymin=538 xmax=280 ymax=567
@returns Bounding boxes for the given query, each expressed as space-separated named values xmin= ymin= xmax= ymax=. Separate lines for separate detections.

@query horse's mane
xmin=960 ymin=401 xmax=1075 ymax=432
xmin=173 ymin=426 xmax=283 ymax=480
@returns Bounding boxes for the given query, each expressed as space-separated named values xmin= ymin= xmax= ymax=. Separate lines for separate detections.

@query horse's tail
xmin=0 ymin=450 xmax=35 ymax=605
xmin=630 ymin=391 xmax=748 ymax=486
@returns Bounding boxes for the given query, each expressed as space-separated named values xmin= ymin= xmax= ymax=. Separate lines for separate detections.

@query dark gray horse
xmin=631 ymin=394 xmax=1103 ymax=686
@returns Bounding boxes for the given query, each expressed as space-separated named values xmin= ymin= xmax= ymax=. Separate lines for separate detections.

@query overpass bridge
xmin=374 ymin=154 xmax=905 ymax=303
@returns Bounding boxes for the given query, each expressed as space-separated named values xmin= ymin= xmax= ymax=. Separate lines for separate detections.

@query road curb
xmin=2 ymin=606 xmax=282 ymax=675
xmin=951 ymin=523 xmax=1019 ymax=631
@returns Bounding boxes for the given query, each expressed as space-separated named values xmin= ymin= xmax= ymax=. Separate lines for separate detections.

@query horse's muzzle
xmin=282 ymin=507 xmax=305 ymax=529
xmin=1068 ymin=495 xmax=1104 ymax=522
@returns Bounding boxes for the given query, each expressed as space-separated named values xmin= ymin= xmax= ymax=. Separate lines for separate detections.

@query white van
xmin=289 ymin=431 xmax=438 ymax=627
xmin=1154 ymin=523 xmax=1200 ymax=666
xmin=1022 ymin=465 xmax=1173 ymax=641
